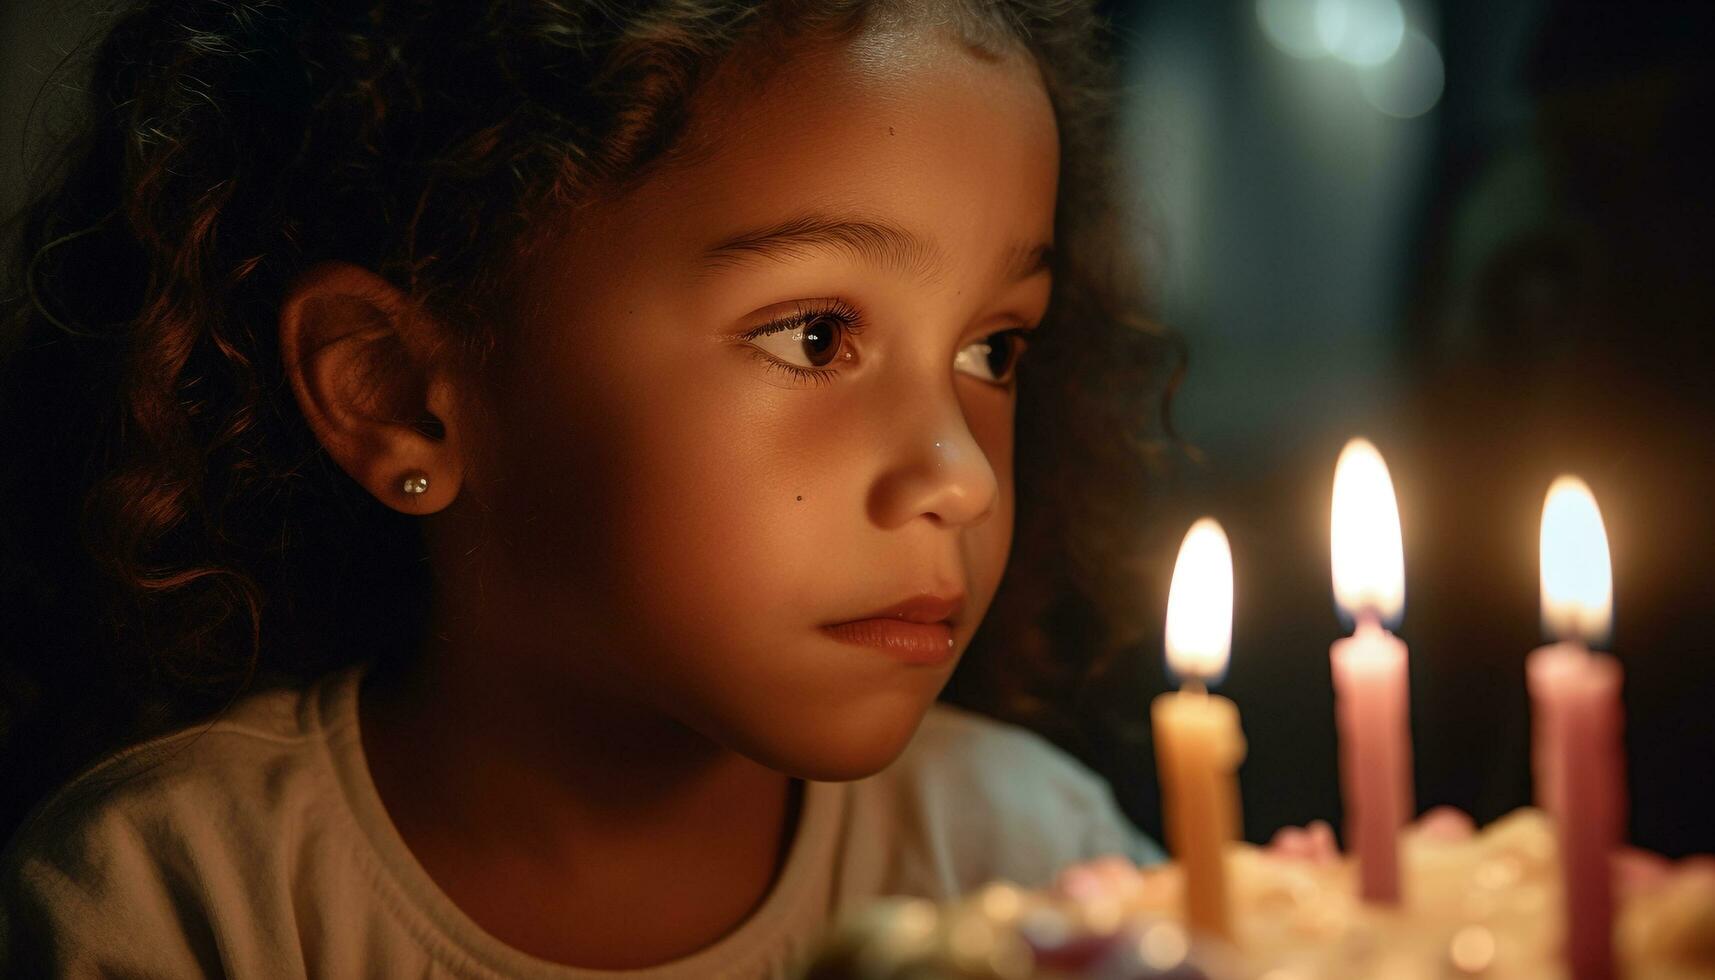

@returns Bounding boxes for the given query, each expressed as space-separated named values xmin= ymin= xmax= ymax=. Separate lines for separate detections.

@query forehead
xmin=607 ymin=24 xmax=1060 ymax=280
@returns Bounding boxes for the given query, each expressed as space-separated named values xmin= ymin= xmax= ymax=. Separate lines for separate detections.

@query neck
xmin=358 ymin=592 xmax=802 ymax=966
xmin=349 ymin=494 xmax=803 ymax=967
xmin=362 ymin=604 xmax=791 ymax=858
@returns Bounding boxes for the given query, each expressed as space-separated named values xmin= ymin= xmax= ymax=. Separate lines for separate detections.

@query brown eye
xmin=749 ymin=313 xmax=849 ymax=369
xmin=955 ymin=329 xmax=1030 ymax=384
xmin=799 ymin=316 xmax=842 ymax=366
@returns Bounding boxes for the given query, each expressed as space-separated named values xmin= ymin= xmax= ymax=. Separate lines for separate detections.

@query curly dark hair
xmin=0 ymin=0 xmax=1178 ymax=840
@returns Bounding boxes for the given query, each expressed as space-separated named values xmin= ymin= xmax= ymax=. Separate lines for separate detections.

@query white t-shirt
xmin=0 ymin=660 xmax=1163 ymax=978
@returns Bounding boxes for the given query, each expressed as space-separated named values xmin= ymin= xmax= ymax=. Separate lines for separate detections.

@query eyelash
xmin=740 ymin=298 xmax=1032 ymax=388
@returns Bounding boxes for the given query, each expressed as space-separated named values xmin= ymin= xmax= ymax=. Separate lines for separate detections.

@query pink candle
xmin=1529 ymin=476 xmax=1626 ymax=980
xmin=1525 ymin=642 xmax=1584 ymax=814
xmin=1328 ymin=438 xmax=1414 ymax=906
xmin=1331 ymin=616 xmax=1413 ymax=904
xmin=1557 ymin=653 xmax=1625 ymax=980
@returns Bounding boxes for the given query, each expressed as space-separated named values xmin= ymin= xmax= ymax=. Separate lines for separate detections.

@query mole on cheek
xmin=796 ymin=495 xmax=803 ymax=502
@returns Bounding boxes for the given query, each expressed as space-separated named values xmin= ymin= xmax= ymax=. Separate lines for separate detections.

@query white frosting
xmin=1111 ymin=808 xmax=1715 ymax=979
xmin=803 ymin=807 xmax=1715 ymax=980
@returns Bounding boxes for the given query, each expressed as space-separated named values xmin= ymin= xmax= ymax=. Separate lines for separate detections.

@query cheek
xmin=963 ymin=394 xmax=1017 ymax=605
xmin=554 ymin=355 xmax=862 ymax=639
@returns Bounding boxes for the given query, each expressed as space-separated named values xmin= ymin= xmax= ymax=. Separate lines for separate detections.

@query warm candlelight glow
xmin=1540 ymin=475 xmax=1613 ymax=647
xmin=1330 ymin=438 xmax=1405 ymax=626
xmin=1154 ymin=517 xmax=1245 ymax=938
xmin=1165 ymin=518 xmax=1234 ymax=685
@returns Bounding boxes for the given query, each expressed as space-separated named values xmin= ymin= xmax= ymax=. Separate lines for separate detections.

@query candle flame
xmin=1540 ymin=475 xmax=1612 ymax=647
xmin=1330 ymin=437 xmax=1405 ymax=627
xmin=1165 ymin=518 xmax=1234 ymax=685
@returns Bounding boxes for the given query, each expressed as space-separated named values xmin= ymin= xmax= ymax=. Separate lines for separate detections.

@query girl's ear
xmin=279 ymin=261 xmax=467 ymax=514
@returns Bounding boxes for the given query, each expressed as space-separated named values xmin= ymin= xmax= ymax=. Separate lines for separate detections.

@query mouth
xmin=821 ymin=592 xmax=966 ymax=665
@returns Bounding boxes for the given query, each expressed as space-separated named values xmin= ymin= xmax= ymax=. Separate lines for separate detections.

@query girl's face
xmin=453 ymin=24 xmax=1058 ymax=779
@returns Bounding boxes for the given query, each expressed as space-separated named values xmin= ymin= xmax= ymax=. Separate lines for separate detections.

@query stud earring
xmin=400 ymin=470 xmax=430 ymax=496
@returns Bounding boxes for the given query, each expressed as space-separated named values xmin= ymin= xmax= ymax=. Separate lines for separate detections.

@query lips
xmin=821 ymin=592 xmax=966 ymax=665
xmin=832 ymin=592 xmax=966 ymax=627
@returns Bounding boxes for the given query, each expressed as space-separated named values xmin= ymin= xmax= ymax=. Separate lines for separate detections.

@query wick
xmin=1183 ymin=678 xmax=1207 ymax=698
xmin=1355 ymin=611 xmax=1384 ymax=637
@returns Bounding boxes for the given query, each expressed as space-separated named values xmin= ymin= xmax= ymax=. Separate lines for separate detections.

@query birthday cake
xmin=794 ymin=807 xmax=1715 ymax=980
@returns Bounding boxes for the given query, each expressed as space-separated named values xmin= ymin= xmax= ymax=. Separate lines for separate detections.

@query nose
xmin=867 ymin=400 xmax=1000 ymax=530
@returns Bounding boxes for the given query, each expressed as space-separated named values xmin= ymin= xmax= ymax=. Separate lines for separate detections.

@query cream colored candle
xmin=1153 ymin=518 xmax=1246 ymax=941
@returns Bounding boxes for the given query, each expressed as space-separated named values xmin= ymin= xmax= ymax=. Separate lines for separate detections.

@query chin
xmin=720 ymin=688 xmax=938 ymax=782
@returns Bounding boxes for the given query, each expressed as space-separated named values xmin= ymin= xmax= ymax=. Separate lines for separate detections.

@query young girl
xmin=0 ymin=0 xmax=1176 ymax=975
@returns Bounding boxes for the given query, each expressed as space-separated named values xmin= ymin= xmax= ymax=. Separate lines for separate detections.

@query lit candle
xmin=1526 ymin=476 xmax=1625 ymax=980
xmin=1328 ymin=437 xmax=1414 ymax=906
xmin=1152 ymin=518 xmax=1245 ymax=941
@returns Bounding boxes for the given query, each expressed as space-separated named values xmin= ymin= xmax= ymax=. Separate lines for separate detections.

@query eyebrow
xmin=695 ymin=211 xmax=1053 ymax=287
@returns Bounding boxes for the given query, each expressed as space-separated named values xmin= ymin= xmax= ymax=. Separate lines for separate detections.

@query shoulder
xmin=7 ymin=671 xmax=330 ymax=853
xmin=0 ymin=668 xmax=352 ymax=972
xmin=845 ymin=702 xmax=1162 ymax=898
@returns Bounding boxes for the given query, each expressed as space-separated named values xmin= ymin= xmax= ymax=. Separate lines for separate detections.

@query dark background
xmin=4 ymin=1 xmax=1713 ymax=858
